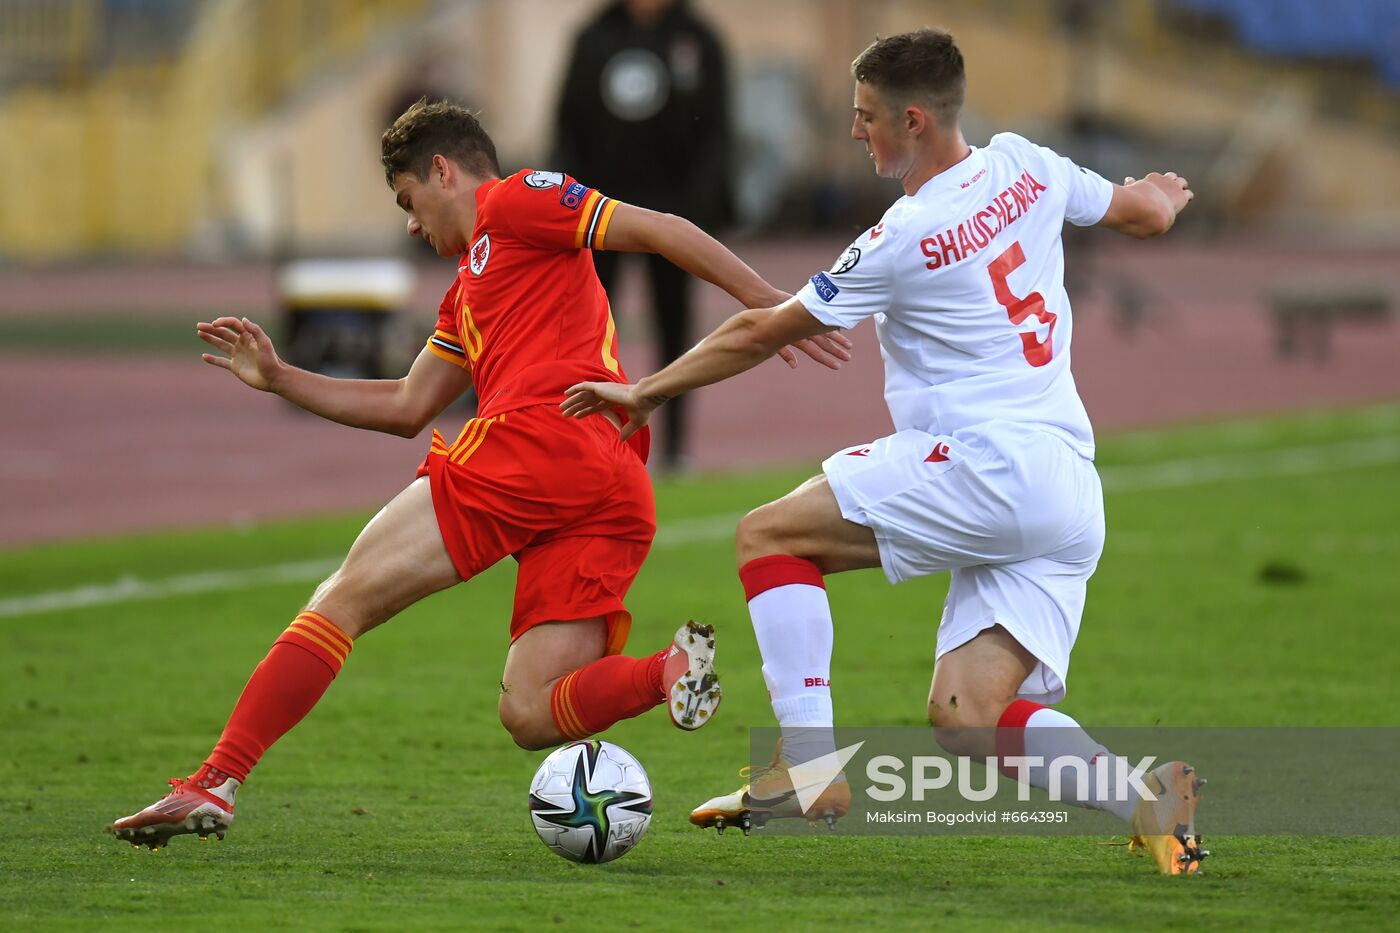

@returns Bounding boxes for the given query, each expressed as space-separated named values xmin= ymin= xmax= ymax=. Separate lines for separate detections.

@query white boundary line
xmin=1098 ymin=435 xmax=1400 ymax=491
xmin=2 ymin=435 xmax=1397 ymax=619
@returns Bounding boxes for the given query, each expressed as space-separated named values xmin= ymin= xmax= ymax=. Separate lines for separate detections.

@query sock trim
xmin=279 ymin=611 xmax=352 ymax=674
xmin=739 ymin=554 xmax=824 ymax=601
xmin=995 ymin=698 xmax=1046 ymax=777
xmin=550 ymin=671 xmax=590 ymax=740
xmin=299 ymin=610 xmax=353 ymax=653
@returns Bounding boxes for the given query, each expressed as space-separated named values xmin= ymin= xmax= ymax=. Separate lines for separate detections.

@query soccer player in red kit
xmin=108 ymin=101 xmax=850 ymax=850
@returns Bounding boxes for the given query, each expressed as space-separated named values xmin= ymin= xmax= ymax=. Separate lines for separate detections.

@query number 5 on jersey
xmin=988 ymin=240 xmax=1056 ymax=367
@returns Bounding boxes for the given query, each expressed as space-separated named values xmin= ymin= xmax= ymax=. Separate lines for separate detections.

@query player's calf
xmin=514 ymin=621 xmax=722 ymax=745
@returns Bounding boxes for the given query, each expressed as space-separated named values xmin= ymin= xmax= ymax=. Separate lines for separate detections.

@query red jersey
xmin=425 ymin=169 xmax=637 ymax=427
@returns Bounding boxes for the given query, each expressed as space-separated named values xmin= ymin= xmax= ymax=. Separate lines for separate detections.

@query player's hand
xmin=197 ymin=316 xmax=284 ymax=392
xmin=777 ymin=331 xmax=854 ymax=370
xmin=1124 ymin=172 xmax=1194 ymax=219
xmin=560 ymin=381 xmax=655 ymax=441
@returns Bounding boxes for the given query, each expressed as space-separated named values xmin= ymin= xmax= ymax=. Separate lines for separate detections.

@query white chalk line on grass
xmin=0 ymin=516 xmax=745 ymax=619
xmin=1098 ymin=434 xmax=1400 ymax=492
xmin=3 ymin=435 xmax=1397 ymax=619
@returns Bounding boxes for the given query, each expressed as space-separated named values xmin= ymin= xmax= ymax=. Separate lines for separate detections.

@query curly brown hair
xmin=381 ymin=99 xmax=501 ymax=187
xmin=851 ymin=28 xmax=965 ymax=127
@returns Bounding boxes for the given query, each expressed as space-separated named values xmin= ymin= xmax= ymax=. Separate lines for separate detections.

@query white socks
xmin=740 ymin=556 xmax=836 ymax=768
xmin=1010 ymin=705 xmax=1138 ymax=822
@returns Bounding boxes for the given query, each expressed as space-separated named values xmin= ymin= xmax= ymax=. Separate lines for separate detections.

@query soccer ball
xmin=528 ymin=740 xmax=653 ymax=864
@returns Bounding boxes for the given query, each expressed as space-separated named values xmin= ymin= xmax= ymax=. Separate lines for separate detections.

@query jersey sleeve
xmin=795 ymin=222 xmax=897 ymax=329
xmin=491 ymin=170 xmax=622 ymax=251
xmin=1059 ymin=157 xmax=1114 ymax=227
xmin=993 ymin=133 xmax=1114 ymax=227
xmin=425 ymin=277 xmax=470 ymax=369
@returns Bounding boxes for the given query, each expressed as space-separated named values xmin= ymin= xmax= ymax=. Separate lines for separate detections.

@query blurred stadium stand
xmin=0 ymin=0 xmax=1396 ymax=542
xmin=0 ymin=0 xmax=1397 ymax=261
xmin=1168 ymin=0 xmax=1400 ymax=88
xmin=0 ymin=0 xmax=430 ymax=258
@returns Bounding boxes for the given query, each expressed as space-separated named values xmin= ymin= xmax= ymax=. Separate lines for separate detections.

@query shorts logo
xmin=830 ymin=246 xmax=861 ymax=275
xmin=810 ymin=271 xmax=840 ymax=302
xmin=846 ymin=447 xmax=871 ymax=457
xmin=559 ymin=181 xmax=588 ymax=210
xmin=469 ymin=233 xmax=491 ymax=276
xmin=925 ymin=443 xmax=951 ymax=463
xmin=523 ymin=170 xmax=565 ymax=190
xmin=869 ymin=223 xmax=885 ymax=240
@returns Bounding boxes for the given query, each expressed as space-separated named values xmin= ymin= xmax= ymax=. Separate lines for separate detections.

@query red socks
xmin=204 ymin=611 xmax=353 ymax=782
xmin=201 ymin=610 xmax=673 ymax=776
xmin=550 ymin=650 xmax=668 ymax=740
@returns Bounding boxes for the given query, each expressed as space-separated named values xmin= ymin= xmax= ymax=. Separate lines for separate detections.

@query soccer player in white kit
xmin=563 ymin=28 xmax=1205 ymax=874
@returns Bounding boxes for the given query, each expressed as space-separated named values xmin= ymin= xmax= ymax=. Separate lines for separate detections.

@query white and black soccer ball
xmin=528 ymin=740 xmax=652 ymax=864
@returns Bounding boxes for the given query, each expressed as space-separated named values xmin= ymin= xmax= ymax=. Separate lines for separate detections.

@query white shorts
xmin=822 ymin=420 xmax=1105 ymax=705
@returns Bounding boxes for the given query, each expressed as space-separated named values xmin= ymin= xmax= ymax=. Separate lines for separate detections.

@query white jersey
xmin=797 ymin=133 xmax=1113 ymax=458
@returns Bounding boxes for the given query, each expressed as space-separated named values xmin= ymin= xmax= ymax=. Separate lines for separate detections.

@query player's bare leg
xmin=110 ymin=478 xmax=461 ymax=850
xmin=500 ymin=616 xmax=722 ymax=751
xmin=499 ymin=619 xmax=610 ymax=750
xmin=929 ymin=625 xmax=1207 ymax=874
xmin=734 ymin=474 xmax=882 ymax=573
xmin=302 ymin=477 xmax=463 ymax=638
xmin=693 ymin=476 xmax=877 ymax=833
xmin=927 ymin=625 xmax=1038 ymax=759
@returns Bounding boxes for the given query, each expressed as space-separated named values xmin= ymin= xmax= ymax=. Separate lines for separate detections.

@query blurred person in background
xmin=553 ymin=0 xmax=734 ymax=473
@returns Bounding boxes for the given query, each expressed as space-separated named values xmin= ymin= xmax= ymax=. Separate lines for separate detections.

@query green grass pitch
xmin=2 ymin=404 xmax=1399 ymax=930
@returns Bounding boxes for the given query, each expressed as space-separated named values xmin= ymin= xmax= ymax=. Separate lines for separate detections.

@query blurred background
xmin=2 ymin=0 xmax=1398 ymax=545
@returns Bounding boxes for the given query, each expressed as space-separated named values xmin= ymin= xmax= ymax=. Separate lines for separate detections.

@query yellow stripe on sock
xmin=298 ymin=611 xmax=353 ymax=653
xmin=556 ymin=672 xmax=589 ymax=739
xmin=288 ymin=621 xmax=348 ymax=664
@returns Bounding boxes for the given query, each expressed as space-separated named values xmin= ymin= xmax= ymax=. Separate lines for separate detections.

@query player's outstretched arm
xmin=197 ymin=316 xmax=472 ymax=437
xmin=1098 ymin=171 xmax=1194 ymax=238
xmin=561 ymin=297 xmax=834 ymax=439
xmin=601 ymin=203 xmax=852 ymax=370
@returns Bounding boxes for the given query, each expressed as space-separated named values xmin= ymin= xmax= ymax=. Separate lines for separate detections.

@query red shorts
xmin=417 ymin=404 xmax=654 ymax=655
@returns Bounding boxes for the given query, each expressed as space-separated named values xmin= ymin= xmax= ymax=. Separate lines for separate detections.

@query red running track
xmin=2 ymin=238 xmax=1397 ymax=546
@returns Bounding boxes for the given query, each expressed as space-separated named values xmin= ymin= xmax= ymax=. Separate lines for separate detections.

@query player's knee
xmin=735 ymin=503 xmax=788 ymax=565
xmin=929 ymin=695 xmax=1001 ymax=757
xmin=305 ymin=573 xmax=385 ymax=640
xmin=929 ymin=699 xmax=970 ymax=755
xmin=301 ymin=577 xmax=367 ymax=640
xmin=498 ymin=695 xmax=558 ymax=751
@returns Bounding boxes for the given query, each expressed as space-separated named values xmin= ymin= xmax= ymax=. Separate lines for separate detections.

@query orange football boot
xmin=691 ymin=743 xmax=851 ymax=834
xmin=1128 ymin=760 xmax=1209 ymax=874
